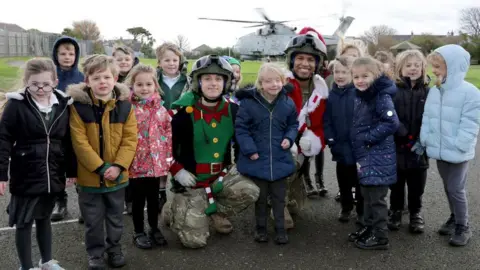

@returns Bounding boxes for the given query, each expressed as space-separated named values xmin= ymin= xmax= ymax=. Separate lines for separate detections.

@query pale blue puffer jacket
xmin=420 ymin=44 xmax=480 ymax=163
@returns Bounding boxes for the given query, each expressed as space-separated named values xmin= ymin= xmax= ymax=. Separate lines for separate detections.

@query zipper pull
xmin=47 ymin=136 xmax=50 ymax=145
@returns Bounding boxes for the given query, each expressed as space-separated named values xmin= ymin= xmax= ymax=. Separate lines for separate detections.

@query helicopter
xmin=198 ymin=8 xmax=355 ymax=61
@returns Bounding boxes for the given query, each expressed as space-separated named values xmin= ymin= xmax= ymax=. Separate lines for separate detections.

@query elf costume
xmin=169 ymin=90 xmax=237 ymax=215
xmin=165 ymin=55 xmax=259 ymax=249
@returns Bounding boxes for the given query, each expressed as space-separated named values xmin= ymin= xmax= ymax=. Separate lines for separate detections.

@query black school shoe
xmin=355 ymin=234 xmax=389 ymax=250
xmin=107 ymin=251 xmax=126 ymax=268
xmin=88 ymin=256 xmax=106 ymax=270
xmin=387 ymin=210 xmax=402 ymax=231
xmin=274 ymin=229 xmax=289 ymax=245
xmin=254 ymin=230 xmax=269 ymax=243
xmin=133 ymin=233 xmax=152 ymax=249
xmin=409 ymin=213 xmax=425 ymax=234
xmin=348 ymin=226 xmax=371 ymax=242
xmin=149 ymin=229 xmax=168 ymax=246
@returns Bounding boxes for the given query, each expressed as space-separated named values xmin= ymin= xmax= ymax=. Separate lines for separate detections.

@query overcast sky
xmin=2 ymin=0 xmax=477 ymax=49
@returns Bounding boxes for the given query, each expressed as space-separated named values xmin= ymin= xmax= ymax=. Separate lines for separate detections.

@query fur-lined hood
xmin=66 ymin=82 xmax=130 ymax=105
xmin=5 ymin=88 xmax=73 ymax=105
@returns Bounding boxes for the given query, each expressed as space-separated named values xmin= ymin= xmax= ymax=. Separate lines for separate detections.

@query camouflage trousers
xmin=284 ymin=152 xmax=313 ymax=215
xmin=163 ymin=166 xmax=259 ymax=248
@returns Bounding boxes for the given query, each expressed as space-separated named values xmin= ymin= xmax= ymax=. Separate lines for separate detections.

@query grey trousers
xmin=361 ymin=186 xmax=389 ymax=239
xmin=437 ymin=160 xmax=470 ymax=226
xmin=79 ymin=188 xmax=125 ymax=258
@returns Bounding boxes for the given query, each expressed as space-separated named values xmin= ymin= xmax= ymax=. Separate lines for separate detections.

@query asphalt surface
xmin=1 ymin=145 xmax=480 ymax=270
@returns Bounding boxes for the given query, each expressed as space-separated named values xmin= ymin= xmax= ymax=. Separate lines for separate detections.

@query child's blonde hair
xmin=352 ymin=57 xmax=384 ymax=79
xmin=124 ymin=64 xmax=162 ymax=95
xmin=374 ymin=51 xmax=395 ymax=79
xmin=395 ymin=49 xmax=428 ymax=83
xmin=22 ymin=58 xmax=58 ymax=85
xmin=82 ymin=54 xmax=119 ymax=78
xmin=426 ymin=51 xmax=445 ymax=65
xmin=337 ymin=38 xmax=367 ymax=57
xmin=155 ymin=42 xmax=183 ymax=62
xmin=112 ymin=45 xmax=134 ymax=57
xmin=255 ymin=63 xmax=287 ymax=91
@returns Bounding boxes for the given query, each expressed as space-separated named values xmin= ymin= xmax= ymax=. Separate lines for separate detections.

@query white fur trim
xmin=285 ymin=70 xmax=294 ymax=79
xmin=297 ymin=74 xmax=329 ymax=126
xmin=5 ymin=92 xmax=24 ymax=100
xmin=301 ymin=129 xmax=322 ymax=156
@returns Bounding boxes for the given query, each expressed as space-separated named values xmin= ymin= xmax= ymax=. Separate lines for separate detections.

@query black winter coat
xmin=393 ymin=77 xmax=429 ymax=170
xmin=0 ymin=89 xmax=76 ymax=196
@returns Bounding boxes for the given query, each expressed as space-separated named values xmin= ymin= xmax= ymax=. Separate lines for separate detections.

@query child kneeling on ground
xmin=235 ymin=63 xmax=298 ymax=244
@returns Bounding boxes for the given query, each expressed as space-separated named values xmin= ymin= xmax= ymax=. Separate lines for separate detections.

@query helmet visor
xmin=286 ymin=34 xmax=327 ymax=55
xmin=194 ymin=55 xmax=233 ymax=73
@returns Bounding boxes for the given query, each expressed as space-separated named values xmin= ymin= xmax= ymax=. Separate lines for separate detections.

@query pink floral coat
xmin=128 ymin=91 xmax=172 ymax=178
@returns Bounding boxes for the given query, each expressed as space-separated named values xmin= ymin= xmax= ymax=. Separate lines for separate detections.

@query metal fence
xmin=0 ymin=30 xmax=94 ymax=57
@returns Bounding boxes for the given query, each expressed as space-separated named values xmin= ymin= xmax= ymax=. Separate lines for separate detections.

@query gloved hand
xmin=299 ymin=136 xmax=311 ymax=151
xmin=174 ymin=169 xmax=196 ymax=187
xmin=410 ymin=140 xmax=425 ymax=156
xmin=290 ymin=142 xmax=298 ymax=156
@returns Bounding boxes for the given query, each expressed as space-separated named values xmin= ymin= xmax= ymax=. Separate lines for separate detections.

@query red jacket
xmin=286 ymin=72 xmax=329 ymax=156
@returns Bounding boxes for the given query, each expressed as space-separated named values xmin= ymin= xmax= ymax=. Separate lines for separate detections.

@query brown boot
xmin=284 ymin=207 xmax=294 ymax=229
xmin=211 ymin=213 xmax=233 ymax=234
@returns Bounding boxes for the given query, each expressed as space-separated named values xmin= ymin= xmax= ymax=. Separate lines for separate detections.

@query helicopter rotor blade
xmin=255 ymin=8 xmax=272 ymax=22
xmin=243 ymin=24 xmax=268 ymax=28
xmin=198 ymin=18 xmax=265 ymax=24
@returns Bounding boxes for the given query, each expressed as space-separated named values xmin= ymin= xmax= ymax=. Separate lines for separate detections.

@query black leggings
xmin=16 ymin=218 xmax=52 ymax=269
xmin=130 ymin=177 xmax=165 ymax=233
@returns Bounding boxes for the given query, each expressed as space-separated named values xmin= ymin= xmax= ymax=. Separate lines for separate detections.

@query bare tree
xmin=361 ymin=25 xmax=398 ymax=45
xmin=72 ymin=20 xmax=101 ymax=40
xmin=174 ymin=35 xmax=190 ymax=52
xmin=460 ymin=8 xmax=480 ymax=37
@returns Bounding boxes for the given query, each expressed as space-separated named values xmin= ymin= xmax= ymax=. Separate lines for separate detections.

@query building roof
xmin=0 ymin=22 xmax=26 ymax=32
xmin=192 ymin=44 xmax=211 ymax=52
xmin=390 ymin=40 xmax=421 ymax=50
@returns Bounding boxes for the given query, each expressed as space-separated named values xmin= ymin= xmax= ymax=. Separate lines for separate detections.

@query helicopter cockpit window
xmin=286 ymin=34 xmax=327 ymax=55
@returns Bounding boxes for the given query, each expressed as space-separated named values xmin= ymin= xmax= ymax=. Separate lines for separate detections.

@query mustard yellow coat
xmin=67 ymin=82 xmax=138 ymax=190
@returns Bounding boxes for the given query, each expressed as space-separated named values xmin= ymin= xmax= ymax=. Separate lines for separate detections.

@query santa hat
xmin=298 ymin=27 xmax=327 ymax=48
xmin=297 ymin=27 xmax=330 ymax=78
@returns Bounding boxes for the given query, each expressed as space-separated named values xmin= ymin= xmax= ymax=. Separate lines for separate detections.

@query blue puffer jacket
xmin=324 ymin=82 xmax=356 ymax=165
xmin=420 ymin=44 xmax=480 ymax=163
xmin=351 ymin=75 xmax=399 ymax=186
xmin=235 ymin=88 xmax=298 ymax=181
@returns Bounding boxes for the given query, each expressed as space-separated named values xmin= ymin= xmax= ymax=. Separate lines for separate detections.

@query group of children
xmin=0 ymin=30 xmax=478 ymax=270
xmin=0 ymin=37 xmax=192 ymax=269
xmin=323 ymin=41 xmax=480 ymax=250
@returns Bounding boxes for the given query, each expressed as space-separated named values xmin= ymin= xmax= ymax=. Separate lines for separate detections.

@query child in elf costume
xmin=162 ymin=55 xmax=260 ymax=249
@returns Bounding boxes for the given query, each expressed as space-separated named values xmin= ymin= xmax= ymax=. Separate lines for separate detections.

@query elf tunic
xmin=169 ymin=92 xmax=239 ymax=214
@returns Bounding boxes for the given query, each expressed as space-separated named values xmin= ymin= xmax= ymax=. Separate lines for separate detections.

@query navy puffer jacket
xmin=235 ymin=88 xmax=298 ymax=181
xmin=351 ymin=75 xmax=399 ymax=186
xmin=323 ymin=82 xmax=356 ymax=165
